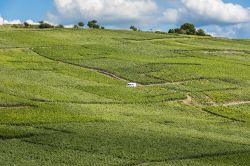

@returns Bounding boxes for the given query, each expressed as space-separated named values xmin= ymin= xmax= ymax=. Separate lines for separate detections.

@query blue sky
xmin=0 ymin=0 xmax=250 ymax=38
xmin=0 ymin=0 xmax=52 ymax=21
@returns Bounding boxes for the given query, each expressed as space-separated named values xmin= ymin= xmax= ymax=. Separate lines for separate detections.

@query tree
xmin=167 ymin=23 xmax=209 ymax=36
xmin=179 ymin=29 xmax=187 ymax=34
xmin=196 ymin=29 xmax=206 ymax=36
xmin=39 ymin=22 xmax=53 ymax=29
xmin=24 ymin=22 xmax=30 ymax=27
xmin=168 ymin=29 xmax=175 ymax=33
xmin=130 ymin=26 xmax=138 ymax=31
xmin=78 ymin=22 xmax=84 ymax=27
xmin=174 ymin=28 xmax=181 ymax=34
xmin=88 ymin=20 xmax=100 ymax=29
xmin=101 ymin=26 xmax=105 ymax=29
xmin=180 ymin=23 xmax=196 ymax=35
xmin=94 ymin=24 xmax=100 ymax=29
xmin=74 ymin=25 xmax=79 ymax=29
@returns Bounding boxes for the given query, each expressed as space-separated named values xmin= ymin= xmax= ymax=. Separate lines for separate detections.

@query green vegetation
xmin=78 ymin=21 xmax=84 ymax=28
xmin=130 ymin=25 xmax=138 ymax=31
xmin=0 ymin=26 xmax=249 ymax=165
xmin=169 ymin=23 xmax=210 ymax=36
xmin=88 ymin=20 xmax=101 ymax=29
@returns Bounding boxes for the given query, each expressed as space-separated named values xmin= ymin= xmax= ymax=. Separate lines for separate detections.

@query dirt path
xmin=182 ymin=95 xmax=193 ymax=106
xmin=143 ymin=80 xmax=189 ymax=87
xmin=182 ymin=95 xmax=202 ymax=107
xmin=182 ymin=95 xmax=250 ymax=107
xmin=97 ymin=70 xmax=129 ymax=82
xmin=0 ymin=104 xmax=34 ymax=109
xmin=204 ymin=94 xmax=218 ymax=106
xmin=31 ymin=49 xmax=131 ymax=82
xmin=222 ymin=101 xmax=250 ymax=106
xmin=32 ymin=49 xmax=192 ymax=87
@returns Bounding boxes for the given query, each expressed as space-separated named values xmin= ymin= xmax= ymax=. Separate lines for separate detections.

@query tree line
xmin=11 ymin=20 xmax=210 ymax=36
xmin=74 ymin=20 xmax=104 ymax=29
xmin=12 ymin=20 xmax=105 ymax=29
xmin=130 ymin=23 xmax=210 ymax=36
xmin=168 ymin=23 xmax=209 ymax=36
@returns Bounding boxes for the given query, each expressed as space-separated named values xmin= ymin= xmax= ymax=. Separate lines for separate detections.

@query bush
xmin=168 ymin=23 xmax=209 ymax=36
xmin=130 ymin=26 xmax=138 ymax=31
xmin=39 ymin=22 xmax=54 ymax=29
xmin=88 ymin=20 xmax=100 ymax=29
xmin=78 ymin=22 xmax=84 ymax=27
xmin=24 ymin=22 xmax=30 ymax=27
xmin=11 ymin=24 xmax=23 ymax=28
xmin=180 ymin=23 xmax=196 ymax=35
xmin=180 ymin=29 xmax=187 ymax=34
xmin=94 ymin=24 xmax=100 ymax=29
xmin=168 ymin=29 xmax=175 ymax=33
xmin=196 ymin=29 xmax=206 ymax=36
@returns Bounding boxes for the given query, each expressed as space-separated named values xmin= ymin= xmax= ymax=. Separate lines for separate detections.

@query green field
xmin=0 ymin=27 xmax=250 ymax=165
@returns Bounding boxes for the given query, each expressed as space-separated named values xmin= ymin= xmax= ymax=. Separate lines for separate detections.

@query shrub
xmin=78 ymin=22 xmax=84 ymax=27
xmin=130 ymin=26 xmax=138 ymax=31
xmin=168 ymin=29 xmax=175 ymax=33
xmin=168 ymin=23 xmax=210 ymax=36
xmin=88 ymin=20 xmax=100 ymax=29
xmin=196 ymin=29 xmax=206 ymax=36
xmin=24 ymin=22 xmax=30 ymax=27
xmin=39 ymin=22 xmax=54 ymax=29
xmin=180 ymin=23 xmax=196 ymax=35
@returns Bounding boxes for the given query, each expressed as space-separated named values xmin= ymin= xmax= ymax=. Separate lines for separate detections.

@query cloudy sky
xmin=0 ymin=0 xmax=250 ymax=38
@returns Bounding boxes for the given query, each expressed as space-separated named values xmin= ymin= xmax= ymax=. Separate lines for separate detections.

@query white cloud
xmin=206 ymin=23 xmax=250 ymax=38
xmin=162 ymin=0 xmax=250 ymax=25
xmin=0 ymin=16 xmax=22 ymax=25
xmin=64 ymin=24 xmax=74 ymax=28
xmin=182 ymin=0 xmax=250 ymax=24
xmin=50 ymin=0 xmax=158 ymax=25
xmin=25 ymin=19 xmax=39 ymax=25
xmin=206 ymin=25 xmax=236 ymax=38
xmin=160 ymin=0 xmax=250 ymax=38
xmin=162 ymin=8 xmax=180 ymax=23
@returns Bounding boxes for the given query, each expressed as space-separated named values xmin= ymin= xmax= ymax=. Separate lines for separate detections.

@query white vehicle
xmin=127 ymin=82 xmax=137 ymax=88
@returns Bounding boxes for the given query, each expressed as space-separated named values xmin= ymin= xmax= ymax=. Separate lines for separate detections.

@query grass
xmin=0 ymin=27 xmax=249 ymax=165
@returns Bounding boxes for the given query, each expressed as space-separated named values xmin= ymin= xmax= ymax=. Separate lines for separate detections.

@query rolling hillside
xmin=0 ymin=27 xmax=250 ymax=165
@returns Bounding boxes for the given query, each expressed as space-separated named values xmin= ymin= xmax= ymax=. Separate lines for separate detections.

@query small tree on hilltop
xmin=196 ymin=29 xmax=206 ymax=36
xmin=168 ymin=29 xmax=175 ymax=34
xmin=130 ymin=26 xmax=138 ymax=31
xmin=39 ymin=22 xmax=53 ymax=29
xmin=78 ymin=21 xmax=84 ymax=28
xmin=174 ymin=28 xmax=181 ymax=34
xmin=24 ymin=22 xmax=30 ymax=28
xmin=179 ymin=29 xmax=187 ymax=34
xmin=88 ymin=20 xmax=100 ymax=29
xmin=94 ymin=24 xmax=100 ymax=29
xmin=180 ymin=23 xmax=196 ymax=35
xmin=167 ymin=23 xmax=210 ymax=36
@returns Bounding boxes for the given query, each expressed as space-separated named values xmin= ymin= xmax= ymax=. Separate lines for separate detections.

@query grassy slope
xmin=0 ymin=27 xmax=250 ymax=165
